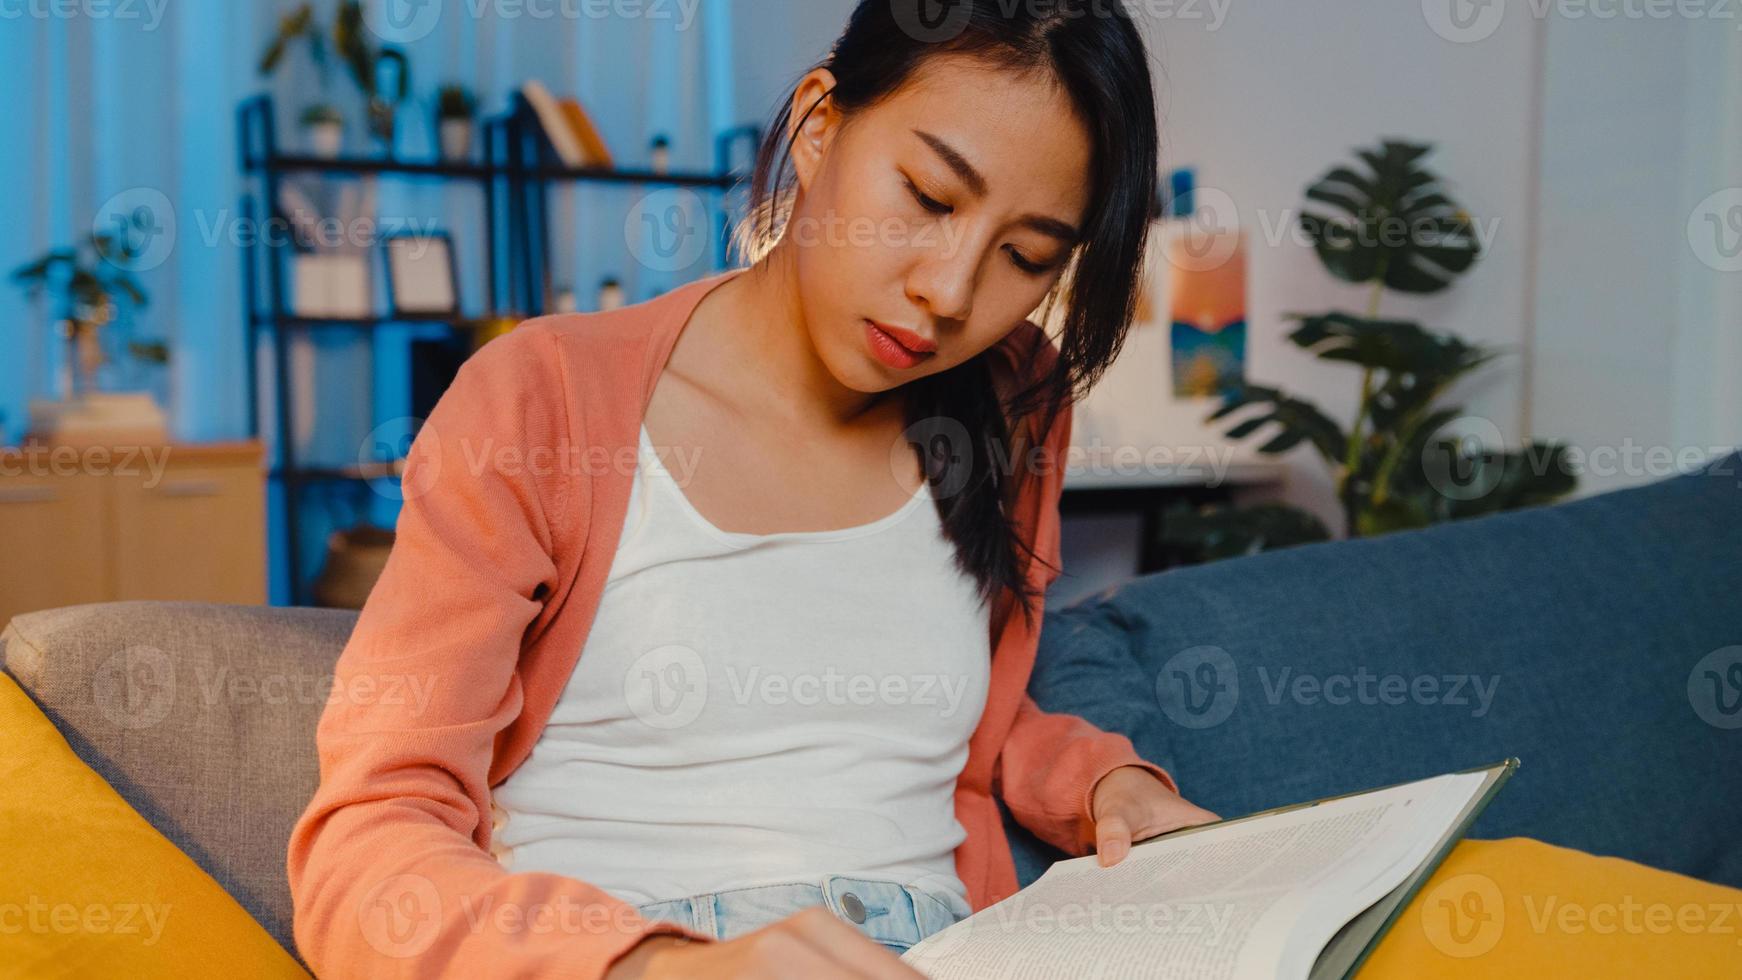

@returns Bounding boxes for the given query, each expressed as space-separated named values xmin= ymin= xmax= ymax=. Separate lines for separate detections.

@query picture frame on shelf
xmin=381 ymin=230 xmax=461 ymax=319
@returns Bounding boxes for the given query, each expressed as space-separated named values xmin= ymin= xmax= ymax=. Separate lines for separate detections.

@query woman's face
xmin=783 ymin=55 xmax=1093 ymax=393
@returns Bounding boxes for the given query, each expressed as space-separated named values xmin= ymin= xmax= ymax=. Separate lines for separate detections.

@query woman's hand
xmin=607 ymin=907 xmax=925 ymax=979
xmin=1090 ymin=765 xmax=1220 ymax=867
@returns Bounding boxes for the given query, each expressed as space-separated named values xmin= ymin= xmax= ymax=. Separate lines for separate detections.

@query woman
xmin=288 ymin=2 xmax=1216 ymax=977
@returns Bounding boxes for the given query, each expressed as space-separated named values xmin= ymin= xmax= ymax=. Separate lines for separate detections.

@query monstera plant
xmin=1164 ymin=140 xmax=1576 ymax=563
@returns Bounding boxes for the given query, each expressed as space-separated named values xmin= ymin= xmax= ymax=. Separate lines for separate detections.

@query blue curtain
xmin=1 ymin=0 xmax=740 ymax=604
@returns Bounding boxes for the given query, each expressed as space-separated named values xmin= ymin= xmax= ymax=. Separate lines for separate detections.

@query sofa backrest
xmin=1018 ymin=455 xmax=1742 ymax=889
xmin=0 ymin=601 xmax=358 ymax=959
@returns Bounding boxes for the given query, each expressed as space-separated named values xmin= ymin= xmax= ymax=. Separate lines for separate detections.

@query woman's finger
xmin=1095 ymin=811 xmax=1133 ymax=866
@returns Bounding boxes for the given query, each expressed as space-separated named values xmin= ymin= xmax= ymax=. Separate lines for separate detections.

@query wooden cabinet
xmin=0 ymin=441 xmax=266 ymax=626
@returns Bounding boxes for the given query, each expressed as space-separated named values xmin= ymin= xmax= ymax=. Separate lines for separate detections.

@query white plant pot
xmin=439 ymin=119 xmax=474 ymax=161
xmin=306 ymin=121 xmax=344 ymax=159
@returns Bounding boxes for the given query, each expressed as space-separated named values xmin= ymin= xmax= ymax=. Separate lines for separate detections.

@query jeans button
xmin=840 ymin=891 xmax=867 ymax=924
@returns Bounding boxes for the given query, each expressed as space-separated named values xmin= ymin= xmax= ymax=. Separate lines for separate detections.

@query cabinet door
xmin=0 ymin=469 xmax=110 ymax=626
xmin=111 ymin=463 xmax=266 ymax=604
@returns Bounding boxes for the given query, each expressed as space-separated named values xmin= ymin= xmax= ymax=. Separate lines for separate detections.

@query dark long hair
xmin=735 ymin=0 xmax=1159 ymax=631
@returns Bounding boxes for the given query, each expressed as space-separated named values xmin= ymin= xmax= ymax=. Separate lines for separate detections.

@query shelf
xmin=276 ymin=460 xmax=407 ymax=484
xmin=246 ymin=153 xmax=739 ymax=189
xmin=248 ymin=153 xmax=496 ymax=180
xmin=253 ymin=312 xmax=483 ymax=330
xmin=522 ymin=164 xmax=739 ymax=188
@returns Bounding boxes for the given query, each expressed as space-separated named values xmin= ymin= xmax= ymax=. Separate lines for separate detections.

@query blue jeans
xmin=634 ymin=875 xmax=970 ymax=956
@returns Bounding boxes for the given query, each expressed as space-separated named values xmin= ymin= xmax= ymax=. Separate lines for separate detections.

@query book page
xmin=902 ymin=772 xmax=1486 ymax=980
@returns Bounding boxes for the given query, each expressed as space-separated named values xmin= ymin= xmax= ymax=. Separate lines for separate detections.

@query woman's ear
xmin=788 ymin=67 xmax=841 ymax=192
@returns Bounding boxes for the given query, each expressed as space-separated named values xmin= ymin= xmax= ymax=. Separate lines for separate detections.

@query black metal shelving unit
xmin=237 ymin=92 xmax=756 ymax=605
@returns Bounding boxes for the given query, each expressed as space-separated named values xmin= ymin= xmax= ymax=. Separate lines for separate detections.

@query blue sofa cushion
xmin=1015 ymin=454 xmax=1742 ymax=889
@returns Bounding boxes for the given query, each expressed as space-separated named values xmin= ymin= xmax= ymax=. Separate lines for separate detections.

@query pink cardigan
xmin=286 ymin=268 xmax=1175 ymax=977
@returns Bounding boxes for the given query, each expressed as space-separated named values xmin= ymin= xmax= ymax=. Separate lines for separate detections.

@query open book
xmin=903 ymin=760 xmax=1518 ymax=979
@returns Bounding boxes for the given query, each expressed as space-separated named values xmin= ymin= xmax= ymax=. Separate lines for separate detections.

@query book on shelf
xmin=519 ymin=80 xmax=613 ymax=169
xmin=902 ymin=760 xmax=1518 ymax=980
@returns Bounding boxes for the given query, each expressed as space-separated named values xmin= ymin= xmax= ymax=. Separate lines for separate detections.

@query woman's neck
xmin=693 ymin=241 xmax=894 ymax=432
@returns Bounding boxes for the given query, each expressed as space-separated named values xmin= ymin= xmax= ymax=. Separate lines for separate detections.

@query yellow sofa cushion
xmin=1365 ymin=837 xmax=1742 ymax=978
xmin=0 ymin=670 xmax=309 ymax=978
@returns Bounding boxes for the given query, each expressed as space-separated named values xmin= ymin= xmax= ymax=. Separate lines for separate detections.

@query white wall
xmin=1532 ymin=22 xmax=1742 ymax=496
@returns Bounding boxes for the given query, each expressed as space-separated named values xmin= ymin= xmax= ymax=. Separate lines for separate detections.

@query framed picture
xmin=381 ymin=230 xmax=461 ymax=318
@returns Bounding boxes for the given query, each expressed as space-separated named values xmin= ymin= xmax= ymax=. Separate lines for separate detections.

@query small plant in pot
xmin=436 ymin=84 xmax=478 ymax=162
xmin=300 ymin=103 xmax=345 ymax=158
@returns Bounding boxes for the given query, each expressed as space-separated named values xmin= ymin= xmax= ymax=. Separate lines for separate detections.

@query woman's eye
xmin=1006 ymin=246 xmax=1048 ymax=275
xmin=906 ymin=181 xmax=951 ymax=215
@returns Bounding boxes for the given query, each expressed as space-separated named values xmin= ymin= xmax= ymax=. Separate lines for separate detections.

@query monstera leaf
xmin=1299 ymin=140 xmax=1481 ymax=294
xmin=1206 ymin=383 xmax=1348 ymax=464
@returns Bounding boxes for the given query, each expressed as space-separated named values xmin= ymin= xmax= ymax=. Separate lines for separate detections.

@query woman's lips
xmin=865 ymin=320 xmax=937 ymax=369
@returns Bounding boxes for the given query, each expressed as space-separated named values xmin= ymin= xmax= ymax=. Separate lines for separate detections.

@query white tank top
xmin=489 ymin=423 xmax=993 ymax=907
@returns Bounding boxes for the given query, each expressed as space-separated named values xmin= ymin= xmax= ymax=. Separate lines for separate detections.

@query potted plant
xmin=300 ymin=103 xmax=345 ymax=158
xmin=10 ymin=226 xmax=154 ymax=402
xmin=1164 ymin=139 xmax=1577 ymax=563
xmin=334 ymin=1 xmax=410 ymax=156
xmin=259 ymin=2 xmax=410 ymax=157
xmin=435 ymin=84 xmax=478 ymax=161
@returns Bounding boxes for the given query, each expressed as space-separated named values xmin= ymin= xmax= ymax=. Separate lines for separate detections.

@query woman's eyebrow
xmin=912 ymin=128 xmax=1082 ymax=244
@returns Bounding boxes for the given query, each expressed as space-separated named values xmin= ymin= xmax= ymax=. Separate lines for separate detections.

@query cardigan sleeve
xmin=285 ymin=327 xmax=705 ymax=978
xmin=991 ymin=388 xmax=1180 ymax=855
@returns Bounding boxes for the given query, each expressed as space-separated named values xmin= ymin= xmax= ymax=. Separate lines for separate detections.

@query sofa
xmin=3 ymin=454 xmax=1738 ymax=974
